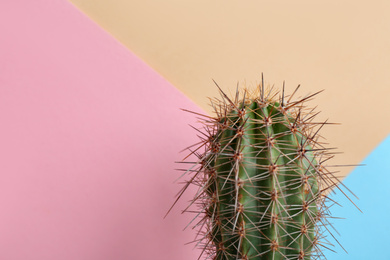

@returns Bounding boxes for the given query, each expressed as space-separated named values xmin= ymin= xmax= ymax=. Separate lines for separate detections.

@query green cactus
xmin=170 ymin=77 xmax=354 ymax=260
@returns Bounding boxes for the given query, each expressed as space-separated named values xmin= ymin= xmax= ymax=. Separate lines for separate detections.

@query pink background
xmin=0 ymin=1 xmax=201 ymax=259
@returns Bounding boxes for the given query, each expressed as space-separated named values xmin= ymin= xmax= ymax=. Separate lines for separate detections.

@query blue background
xmin=323 ymin=135 xmax=390 ymax=259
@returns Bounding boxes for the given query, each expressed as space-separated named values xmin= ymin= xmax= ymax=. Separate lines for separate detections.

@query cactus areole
xmin=170 ymin=78 xmax=350 ymax=260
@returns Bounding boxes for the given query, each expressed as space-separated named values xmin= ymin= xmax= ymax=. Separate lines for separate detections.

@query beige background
xmin=69 ymin=0 xmax=390 ymax=179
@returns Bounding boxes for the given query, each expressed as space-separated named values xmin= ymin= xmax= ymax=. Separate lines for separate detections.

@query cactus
xmin=169 ymin=77 xmax=355 ymax=260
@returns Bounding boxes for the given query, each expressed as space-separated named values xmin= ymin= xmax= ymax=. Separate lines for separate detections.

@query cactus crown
xmin=171 ymin=78 xmax=355 ymax=260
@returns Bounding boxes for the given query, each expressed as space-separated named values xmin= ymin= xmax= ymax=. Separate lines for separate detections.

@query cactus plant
xmin=169 ymin=77 xmax=355 ymax=260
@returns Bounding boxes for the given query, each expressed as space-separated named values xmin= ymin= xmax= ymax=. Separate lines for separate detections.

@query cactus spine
xmin=172 ymin=78 xmax=350 ymax=260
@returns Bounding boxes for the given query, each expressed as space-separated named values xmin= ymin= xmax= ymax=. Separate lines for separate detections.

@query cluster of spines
xmin=169 ymin=79 xmax=356 ymax=260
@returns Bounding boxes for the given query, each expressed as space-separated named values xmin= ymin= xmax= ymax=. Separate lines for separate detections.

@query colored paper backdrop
xmin=0 ymin=1 xmax=202 ymax=259
xmin=0 ymin=0 xmax=389 ymax=259
xmin=69 ymin=0 xmax=390 ymax=180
